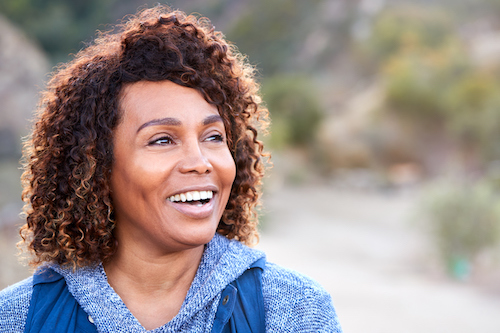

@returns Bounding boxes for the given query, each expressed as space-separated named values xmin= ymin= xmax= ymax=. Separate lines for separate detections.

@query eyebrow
xmin=203 ymin=114 xmax=223 ymax=126
xmin=137 ymin=114 xmax=223 ymax=133
xmin=137 ymin=117 xmax=181 ymax=133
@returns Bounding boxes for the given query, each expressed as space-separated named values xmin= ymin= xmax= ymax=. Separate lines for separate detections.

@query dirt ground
xmin=1 ymin=183 xmax=499 ymax=332
xmin=256 ymin=183 xmax=500 ymax=333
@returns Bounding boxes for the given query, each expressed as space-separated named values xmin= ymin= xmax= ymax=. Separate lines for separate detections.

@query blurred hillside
xmin=4 ymin=0 xmax=500 ymax=177
xmin=1 ymin=0 xmax=500 ymax=284
xmin=0 ymin=13 xmax=49 ymax=231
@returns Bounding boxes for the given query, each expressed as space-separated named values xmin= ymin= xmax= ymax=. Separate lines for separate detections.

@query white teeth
xmin=192 ymin=191 xmax=201 ymax=200
xmin=168 ymin=190 xmax=213 ymax=203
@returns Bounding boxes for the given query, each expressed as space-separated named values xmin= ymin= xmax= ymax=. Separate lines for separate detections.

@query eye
xmin=205 ymin=133 xmax=225 ymax=143
xmin=149 ymin=135 xmax=174 ymax=145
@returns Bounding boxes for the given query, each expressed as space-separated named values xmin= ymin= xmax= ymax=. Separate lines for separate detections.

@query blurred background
xmin=1 ymin=0 xmax=500 ymax=331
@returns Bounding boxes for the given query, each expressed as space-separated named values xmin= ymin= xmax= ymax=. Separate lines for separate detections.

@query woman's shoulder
xmin=262 ymin=262 xmax=330 ymax=298
xmin=0 ymin=276 xmax=33 ymax=332
xmin=261 ymin=262 xmax=343 ymax=332
xmin=0 ymin=275 xmax=33 ymax=308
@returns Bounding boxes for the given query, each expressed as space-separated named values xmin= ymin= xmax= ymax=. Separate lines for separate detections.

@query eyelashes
xmin=149 ymin=135 xmax=174 ymax=145
xmin=148 ymin=133 xmax=226 ymax=146
xmin=206 ymin=134 xmax=224 ymax=143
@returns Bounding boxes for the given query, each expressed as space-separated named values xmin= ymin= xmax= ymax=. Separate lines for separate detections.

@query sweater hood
xmin=48 ymin=234 xmax=265 ymax=332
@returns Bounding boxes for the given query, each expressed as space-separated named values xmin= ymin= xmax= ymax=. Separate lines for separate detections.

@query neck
xmin=105 ymin=242 xmax=204 ymax=288
xmin=103 ymin=243 xmax=205 ymax=329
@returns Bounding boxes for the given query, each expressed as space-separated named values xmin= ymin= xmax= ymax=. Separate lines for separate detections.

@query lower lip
xmin=168 ymin=197 xmax=216 ymax=219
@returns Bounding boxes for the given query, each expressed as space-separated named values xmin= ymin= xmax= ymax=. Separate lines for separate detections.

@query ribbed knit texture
xmin=262 ymin=262 xmax=342 ymax=332
xmin=0 ymin=234 xmax=342 ymax=332
xmin=0 ymin=276 xmax=32 ymax=332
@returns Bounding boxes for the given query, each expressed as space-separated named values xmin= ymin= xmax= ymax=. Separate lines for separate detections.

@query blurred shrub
xmin=0 ymin=0 xmax=118 ymax=63
xmin=261 ymin=75 xmax=323 ymax=149
xmin=383 ymin=49 xmax=500 ymax=163
xmin=444 ymin=71 xmax=500 ymax=159
xmin=373 ymin=7 xmax=468 ymax=122
xmin=384 ymin=53 xmax=449 ymax=121
xmin=365 ymin=6 xmax=454 ymax=64
xmin=361 ymin=4 xmax=500 ymax=170
xmin=226 ymin=0 xmax=317 ymax=75
xmin=421 ymin=180 xmax=500 ymax=278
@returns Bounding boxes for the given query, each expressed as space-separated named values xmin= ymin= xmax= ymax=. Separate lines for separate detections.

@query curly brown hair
xmin=19 ymin=5 xmax=268 ymax=268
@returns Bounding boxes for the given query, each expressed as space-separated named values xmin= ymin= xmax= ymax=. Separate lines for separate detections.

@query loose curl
xmin=20 ymin=5 xmax=269 ymax=268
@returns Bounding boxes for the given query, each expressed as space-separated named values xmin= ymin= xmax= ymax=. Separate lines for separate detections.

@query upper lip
xmin=167 ymin=185 xmax=218 ymax=198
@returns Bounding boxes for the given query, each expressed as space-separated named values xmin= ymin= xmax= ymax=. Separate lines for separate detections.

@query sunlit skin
xmin=103 ymin=80 xmax=236 ymax=329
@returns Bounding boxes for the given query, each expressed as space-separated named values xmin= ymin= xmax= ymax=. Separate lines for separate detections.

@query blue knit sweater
xmin=0 ymin=234 xmax=342 ymax=332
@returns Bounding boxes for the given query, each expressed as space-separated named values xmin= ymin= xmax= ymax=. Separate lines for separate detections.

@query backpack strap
xmin=211 ymin=257 xmax=266 ymax=333
xmin=24 ymin=268 xmax=98 ymax=333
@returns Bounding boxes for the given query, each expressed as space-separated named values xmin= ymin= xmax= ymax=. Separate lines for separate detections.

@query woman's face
xmin=110 ymin=80 xmax=236 ymax=255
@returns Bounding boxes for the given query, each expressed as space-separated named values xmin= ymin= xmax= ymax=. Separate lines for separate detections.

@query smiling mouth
xmin=168 ymin=190 xmax=214 ymax=206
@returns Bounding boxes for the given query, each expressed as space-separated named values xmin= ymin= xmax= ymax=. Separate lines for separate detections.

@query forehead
xmin=118 ymin=80 xmax=219 ymax=124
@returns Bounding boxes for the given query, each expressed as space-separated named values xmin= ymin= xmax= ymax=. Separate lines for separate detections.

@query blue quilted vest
xmin=24 ymin=258 xmax=265 ymax=333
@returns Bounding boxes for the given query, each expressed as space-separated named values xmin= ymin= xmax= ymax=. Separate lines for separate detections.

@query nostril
xmin=178 ymin=152 xmax=212 ymax=174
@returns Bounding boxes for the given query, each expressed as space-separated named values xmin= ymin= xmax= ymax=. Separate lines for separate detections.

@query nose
xmin=178 ymin=141 xmax=213 ymax=174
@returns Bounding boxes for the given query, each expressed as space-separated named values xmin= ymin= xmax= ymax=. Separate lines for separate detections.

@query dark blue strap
xmin=24 ymin=268 xmax=97 ymax=333
xmin=211 ymin=257 xmax=266 ymax=333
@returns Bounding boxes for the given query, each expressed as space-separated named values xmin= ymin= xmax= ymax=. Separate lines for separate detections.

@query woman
xmin=0 ymin=6 xmax=342 ymax=332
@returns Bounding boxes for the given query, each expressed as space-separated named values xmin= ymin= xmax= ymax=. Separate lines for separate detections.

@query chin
xmin=178 ymin=226 xmax=218 ymax=248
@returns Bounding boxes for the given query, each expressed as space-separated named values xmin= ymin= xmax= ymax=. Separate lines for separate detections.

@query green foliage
xmin=370 ymin=7 xmax=465 ymax=122
xmin=382 ymin=48 xmax=500 ymax=160
xmin=367 ymin=6 xmax=464 ymax=121
xmin=384 ymin=55 xmax=447 ymax=120
xmin=261 ymin=75 xmax=323 ymax=149
xmin=225 ymin=0 xmax=317 ymax=75
xmin=383 ymin=44 xmax=470 ymax=118
xmin=0 ymin=0 xmax=118 ymax=63
xmin=443 ymin=72 xmax=500 ymax=156
xmin=367 ymin=6 xmax=454 ymax=63
xmin=365 ymin=4 xmax=500 ymax=163
xmin=422 ymin=180 xmax=500 ymax=275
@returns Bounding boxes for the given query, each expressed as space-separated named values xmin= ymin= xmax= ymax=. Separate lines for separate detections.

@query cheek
xmin=109 ymin=163 xmax=135 ymax=209
xmin=223 ymin=153 xmax=237 ymax=187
